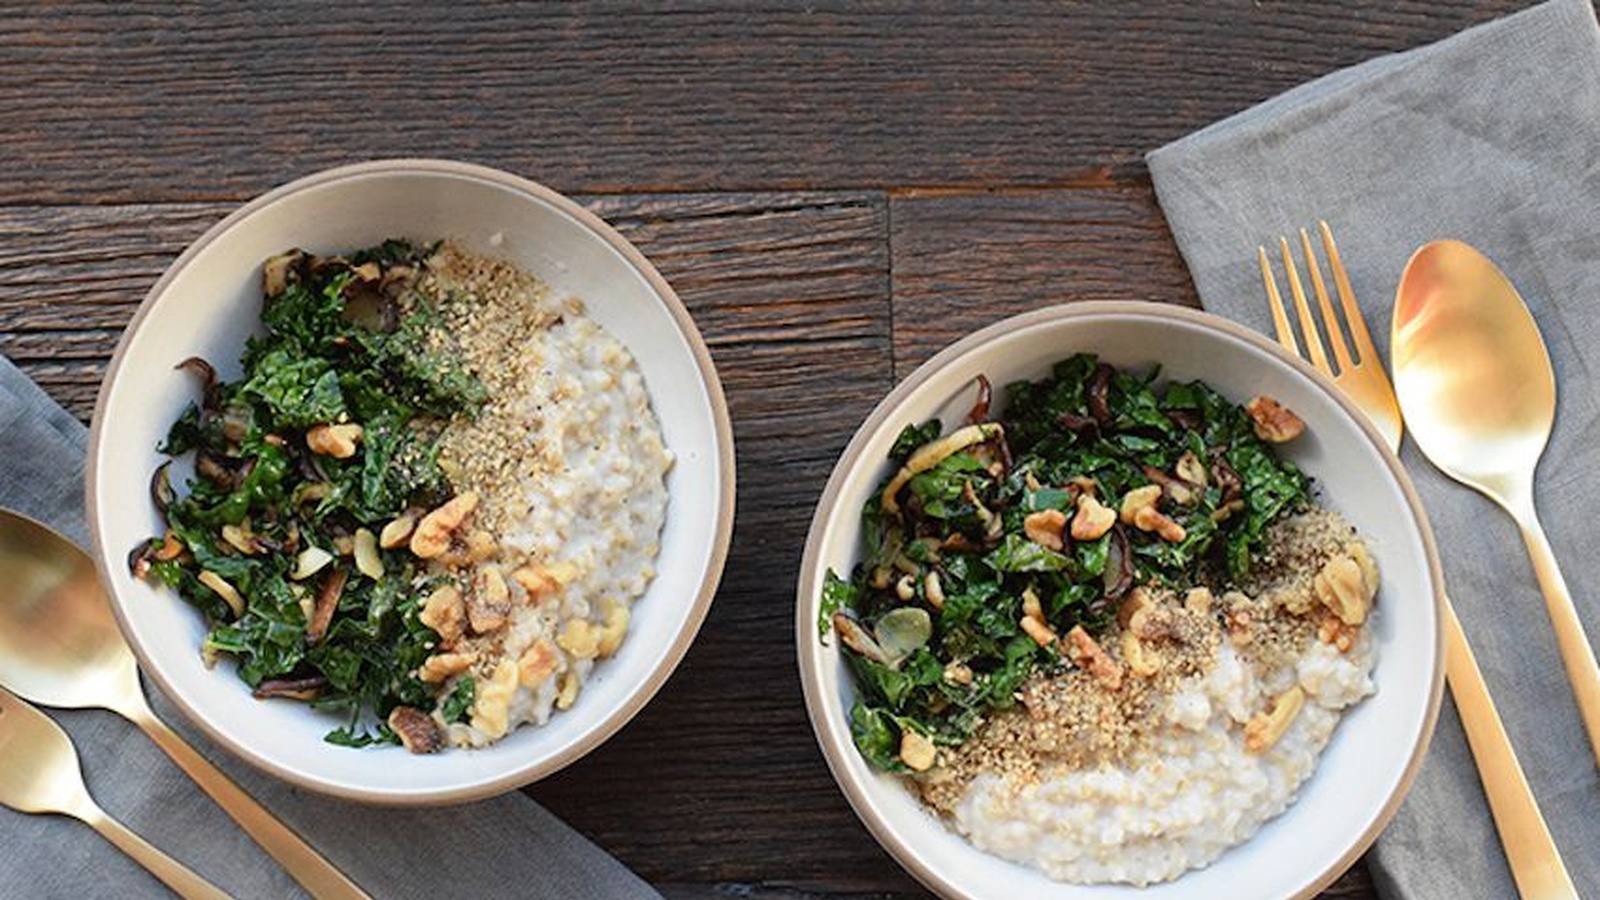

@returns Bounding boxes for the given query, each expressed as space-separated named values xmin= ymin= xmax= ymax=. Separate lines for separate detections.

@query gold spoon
xmin=1394 ymin=240 xmax=1600 ymax=766
xmin=0 ymin=510 xmax=370 ymax=900
xmin=0 ymin=687 xmax=231 ymax=899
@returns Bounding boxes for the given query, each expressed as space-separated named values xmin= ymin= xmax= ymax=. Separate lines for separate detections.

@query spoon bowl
xmin=0 ymin=686 xmax=230 ymax=899
xmin=0 ymin=512 xmax=140 ymax=712
xmin=0 ymin=508 xmax=369 ymax=898
xmin=1393 ymin=240 xmax=1555 ymax=502
xmin=1393 ymin=239 xmax=1600 ymax=767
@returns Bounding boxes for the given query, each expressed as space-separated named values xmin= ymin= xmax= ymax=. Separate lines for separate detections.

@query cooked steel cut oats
xmin=823 ymin=357 xmax=1380 ymax=885
xmin=420 ymin=244 xmax=672 ymax=747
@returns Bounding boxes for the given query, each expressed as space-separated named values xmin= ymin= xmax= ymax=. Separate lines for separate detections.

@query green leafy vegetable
xmin=824 ymin=354 xmax=1311 ymax=770
xmin=135 ymin=242 xmax=487 ymax=747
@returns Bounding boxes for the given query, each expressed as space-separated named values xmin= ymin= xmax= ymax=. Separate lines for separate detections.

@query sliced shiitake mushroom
xmin=150 ymin=461 xmax=175 ymax=516
xmin=965 ymin=374 xmax=992 ymax=424
xmin=262 ymin=249 xmax=306 ymax=297
xmin=1101 ymin=524 xmax=1134 ymax=601
xmin=1087 ymin=363 xmax=1113 ymax=425
xmin=252 ymin=675 xmax=329 ymax=701
xmin=1056 ymin=411 xmax=1100 ymax=437
xmin=175 ymin=356 xmax=219 ymax=410
xmin=1210 ymin=451 xmax=1243 ymax=504
xmin=388 ymin=706 xmax=445 ymax=754
xmin=833 ymin=611 xmax=889 ymax=665
xmin=128 ymin=538 xmax=160 ymax=579
xmin=306 ymin=567 xmax=348 ymax=646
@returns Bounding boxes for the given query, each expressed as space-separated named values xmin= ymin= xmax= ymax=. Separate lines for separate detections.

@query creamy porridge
xmin=823 ymin=356 xmax=1379 ymax=885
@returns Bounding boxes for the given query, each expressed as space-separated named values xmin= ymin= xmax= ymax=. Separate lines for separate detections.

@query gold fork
xmin=0 ymin=688 xmax=231 ymax=899
xmin=1259 ymin=222 xmax=1577 ymax=900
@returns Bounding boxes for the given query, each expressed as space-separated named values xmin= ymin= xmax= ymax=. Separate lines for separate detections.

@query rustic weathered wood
xmin=0 ymin=2 xmax=1527 ymax=203
xmin=888 ymin=186 xmax=1201 ymax=374
xmin=0 ymin=2 xmax=1511 ymax=894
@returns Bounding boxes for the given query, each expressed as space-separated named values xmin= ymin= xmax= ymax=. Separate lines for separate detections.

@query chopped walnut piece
xmin=419 ymin=585 xmax=466 ymax=645
xmin=1315 ymin=551 xmax=1378 ymax=625
xmin=388 ymin=706 xmax=444 ymax=754
xmin=1064 ymin=625 xmax=1124 ymax=691
xmin=1245 ymin=686 xmax=1306 ymax=753
xmin=1318 ymin=613 xmax=1358 ymax=653
xmin=1117 ymin=587 xmax=1153 ymax=629
xmin=943 ymin=661 xmax=973 ymax=685
xmin=306 ymin=423 xmax=363 ymax=459
xmin=595 ymin=603 xmax=631 ymax=658
xmin=418 ymin=651 xmax=477 ymax=683
xmin=1184 ymin=587 xmax=1214 ymax=615
xmin=470 ymin=660 xmax=520 ymax=739
xmin=439 ymin=529 xmax=499 ymax=568
xmin=518 ymin=640 xmax=559 ymax=687
xmin=558 ymin=619 xmax=602 ymax=660
xmin=1245 ymin=395 xmax=1306 ymax=443
xmin=900 ymin=730 xmax=938 ymax=772
xmin=1118 ymin=484 xmax=1162 ymax=525
xmin=1070 ymin=494 xmax=1116 ymax=541
xmin=1132 ymin=505 xmax=1187 ymax=543
xmin=1020 ymin=615 xmax=1059 ymax=648
xmin=512 ymin=561 xmax=577 ymax=601
xmin=467 ymin=566 xmax=512 ymax=634
xmin=1023 ymin=509 xmax=1067 ymax=552
xmin=554 ymin=670 xmax=582 ymax=710
xmin=1121 ymin=631 xmax=1161 ymax=678
xmin=410 ymin=491 xmax=480 ymax=560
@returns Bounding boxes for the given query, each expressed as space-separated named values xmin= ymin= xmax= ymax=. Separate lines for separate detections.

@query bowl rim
xmin=86 ymin=158 xmax=737 ymax=804
xmin=795 ymin=301 xmax=1446 ymax=898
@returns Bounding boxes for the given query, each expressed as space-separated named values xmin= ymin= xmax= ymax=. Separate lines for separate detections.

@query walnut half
xmin=1245 ymin=395 xmax=1305 ymax=443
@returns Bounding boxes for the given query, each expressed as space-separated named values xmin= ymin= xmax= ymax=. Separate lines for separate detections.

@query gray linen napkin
xmin=1146 ymin=0 xmax=1600 ymax=896
xmin=0 ymin=355 xmax=662 ymax=899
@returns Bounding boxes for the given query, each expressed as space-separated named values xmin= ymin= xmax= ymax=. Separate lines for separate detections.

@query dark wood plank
xmin=0 ymin=1 xmax=1528 ymax=203
xmin=0 ymin=192 xmax=888 ymax=420
xmin=888 ymin=186 xmax=1200 ymax=375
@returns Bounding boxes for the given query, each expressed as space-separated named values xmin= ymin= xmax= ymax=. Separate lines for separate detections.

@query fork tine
xmin=1299 ymin=228 xmax=1355 ymax=374
xmin=1277 ymin=236 xmax=1332 ymax=376
xmin=1319 ymin=221 xmax=1378 ymax=368
xmin=1257 ymin=246 xmax=1298 ymax=355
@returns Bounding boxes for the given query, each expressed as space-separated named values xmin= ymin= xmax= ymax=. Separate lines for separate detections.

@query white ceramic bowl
xmin=88 ymin=160 xmax=735 ymax=805
xmin=796 ymin=303 xmax=1444 ymax=899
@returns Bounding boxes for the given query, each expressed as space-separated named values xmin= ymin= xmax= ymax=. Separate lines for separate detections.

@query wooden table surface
xmin=1 ymin=3 xmax=1532 ymax=897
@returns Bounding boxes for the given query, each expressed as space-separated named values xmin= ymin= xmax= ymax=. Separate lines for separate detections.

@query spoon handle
xmin=1516 ymin=510 xmax=1600 ymax=768
xmin=81 ymin=800 xmax=234 ymax=900
xmin=124 ymin=697 xmax=372 ymax=900
xmin=1443 ymin=600 xmax=1578 ymax=899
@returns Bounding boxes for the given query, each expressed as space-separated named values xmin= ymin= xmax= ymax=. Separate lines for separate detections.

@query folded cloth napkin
xmin=1147 ymin=0 xmax=1600 ymax=896
xmin=0 ymin=356 xmax=662 ymax=899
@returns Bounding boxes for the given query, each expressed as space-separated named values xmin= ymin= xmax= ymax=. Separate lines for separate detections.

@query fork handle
xmin=121 ymin=696 xmax=372 ymax=900
xmin=82 ymin=803 xmax=233 ymax=900
xmin=1443 ymin=599 xmax=1578 ymax=900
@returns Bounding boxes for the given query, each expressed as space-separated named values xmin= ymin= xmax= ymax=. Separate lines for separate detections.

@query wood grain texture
xmin=0 ymin=2 xmax=1510 ymax=894
xmin=888 ymin=186 xmax=1201 ymax=375
xmin=0 ymin=1 xmax=1529 ymax=202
